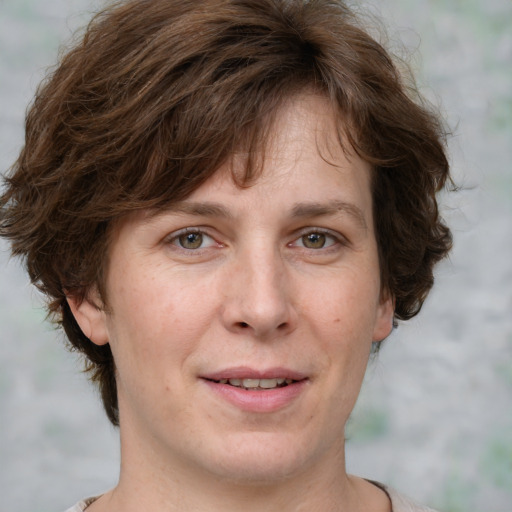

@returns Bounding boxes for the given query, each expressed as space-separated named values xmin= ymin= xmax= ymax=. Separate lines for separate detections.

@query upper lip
xmin=201 ymin=366 xmax=308 ymax=381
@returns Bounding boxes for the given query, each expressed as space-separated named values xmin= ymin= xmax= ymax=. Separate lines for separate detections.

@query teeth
xmin=259 ymin=378 xmax=278 ymax=389
xmin=242 ymin=378 xmax=260 ymax=388
xmin=220 ymin=378 xmax=294 ymax=389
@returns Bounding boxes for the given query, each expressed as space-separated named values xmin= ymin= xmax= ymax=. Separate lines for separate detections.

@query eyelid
xmin=289 ymin=227 xmax=347 ymax=249
xmin=165 ymin=227 xmax=220 ymax=250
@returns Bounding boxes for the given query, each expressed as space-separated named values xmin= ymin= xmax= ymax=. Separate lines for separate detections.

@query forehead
xmin=193 ymin=93 xmax=371 ymax=204
xmin=133 ymin=94 xmax=373 ymax=226
xmin=112 ymin=92 xmax=373 ymax=236
xmin=247 ymin=92 xmax=356 ymax=176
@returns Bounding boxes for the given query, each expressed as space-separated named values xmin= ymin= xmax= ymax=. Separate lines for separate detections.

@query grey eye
xmin=178 ymin=232 xmax=204 ymax=249
xmin=301 ymin=233 xmax=327 ymax=249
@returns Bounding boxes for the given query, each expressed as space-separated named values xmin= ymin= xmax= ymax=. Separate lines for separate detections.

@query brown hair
xmin=0 ymin=0 xmax=452 ymax=426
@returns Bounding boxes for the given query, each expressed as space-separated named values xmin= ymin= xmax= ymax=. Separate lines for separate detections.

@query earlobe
xmin=66 ymin=290 xmax=109 ymax=346
xmin=372 ymin=293 xmax=395 ymax=342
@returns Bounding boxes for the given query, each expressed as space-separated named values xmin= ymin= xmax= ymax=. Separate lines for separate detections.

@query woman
xmin=0 ymin=0 xmax=452 ymax=510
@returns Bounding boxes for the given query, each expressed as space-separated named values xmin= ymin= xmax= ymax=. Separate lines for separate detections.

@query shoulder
xmin=63 ymin=496 xmax=100 ymax=512
xmin=367 ymin=479 xmax=440 ymax=512
xmin=64 ymin=487 xmax=440 ymax=512
xmin=384 ymin=485 xmax=440 ymax=512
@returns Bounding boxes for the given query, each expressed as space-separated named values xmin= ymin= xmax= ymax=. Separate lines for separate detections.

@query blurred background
xmin=1 ymin=0 xmax=511 ymax=510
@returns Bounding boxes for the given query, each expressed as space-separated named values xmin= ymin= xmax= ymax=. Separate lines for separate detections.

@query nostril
xmin=239 ymin=322 xmax=249 ymax=328
xmin=277 ymin=322 xmax=288 ymax=330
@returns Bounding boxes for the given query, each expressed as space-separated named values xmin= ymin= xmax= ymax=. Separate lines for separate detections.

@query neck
xmin=91 ymin=398 xmax=391 ymax=512
xmin=98 ymin=430 xmax=362 ymax=512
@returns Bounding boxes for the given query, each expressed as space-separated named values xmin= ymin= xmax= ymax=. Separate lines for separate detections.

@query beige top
xmin=64 ymin=485 xmax=440 ymax=512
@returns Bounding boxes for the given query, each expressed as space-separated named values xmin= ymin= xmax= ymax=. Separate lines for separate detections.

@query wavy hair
xmin=0 ymin=0 xmax=452 ymax=425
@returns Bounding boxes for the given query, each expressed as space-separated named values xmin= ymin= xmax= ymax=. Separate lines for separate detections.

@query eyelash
xmin=166 ymin=228 xmax=219 ymax=251
xmin=288 ymin=228 xmax=344 ymax=251
xmin=165 ymin=227 xmax=345 ymax=253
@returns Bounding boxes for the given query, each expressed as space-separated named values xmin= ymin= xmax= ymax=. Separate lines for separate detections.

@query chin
xmin=203 ymin=432 xmax=318 ymax=484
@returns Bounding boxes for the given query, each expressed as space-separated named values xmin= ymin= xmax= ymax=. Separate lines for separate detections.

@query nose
xmin=220 ymin=246 xmax=298 ymax=339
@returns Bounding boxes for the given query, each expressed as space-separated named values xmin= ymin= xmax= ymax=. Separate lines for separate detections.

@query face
xmin=70 ymin=93 xmax=393 ymax=486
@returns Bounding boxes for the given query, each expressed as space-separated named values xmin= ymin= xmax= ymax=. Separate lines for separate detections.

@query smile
xmin=201 ymin=367 xmax=309 ymax=411
xmin=212 ymin=378 xmax=295 ymax=390
xmin=203 ymin=376 xmax=307 ymax=413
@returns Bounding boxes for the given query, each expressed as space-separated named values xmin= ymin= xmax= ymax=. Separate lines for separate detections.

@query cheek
xmin=303 ymin=268 xmax=381 ymax=338
xmin=106 ymin=266 xmax=218 ymax=366
xmin=299 ymin=268 xmax=380 ymax=398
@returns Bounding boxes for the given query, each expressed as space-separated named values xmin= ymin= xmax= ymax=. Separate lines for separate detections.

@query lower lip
xmin=202 ymin=379 xmax=308 ymax=413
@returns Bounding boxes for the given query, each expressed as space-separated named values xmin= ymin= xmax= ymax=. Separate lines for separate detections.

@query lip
xmin=200 ymin=367 xmax=309 ymax=413
xmin=201 ymin=366 xmax=308 ymax=381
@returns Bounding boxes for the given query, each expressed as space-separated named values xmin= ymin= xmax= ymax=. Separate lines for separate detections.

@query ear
xmin=372 ymin=291 xmax=395 ymax=342
xmin=66 ymin=289 xmax=109 ymax=346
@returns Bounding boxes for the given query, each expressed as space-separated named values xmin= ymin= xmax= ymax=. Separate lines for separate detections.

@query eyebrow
xmin=291 ymin=200 xmax=368 ymax=230
xmin=164 ymin=201 xmax=234 ymax=219
xmin=165 ymin=199 xmax=367 ymax=230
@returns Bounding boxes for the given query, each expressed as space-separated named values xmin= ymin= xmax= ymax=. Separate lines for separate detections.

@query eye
xmin=292 ymin=230 xmax=339 ymax=249
xmin=168 ymin=229 xmax=217 ymax=250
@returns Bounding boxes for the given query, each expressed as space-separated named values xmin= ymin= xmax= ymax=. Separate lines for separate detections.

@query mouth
xmin=201 ymin=368 xmax=308 ymax=412
xmin=206 ymin=377 xmax=296 ymax=390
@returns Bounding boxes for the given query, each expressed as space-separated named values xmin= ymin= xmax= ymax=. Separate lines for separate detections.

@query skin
xmin=69 ymin=93 xmax=394 ymax=512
